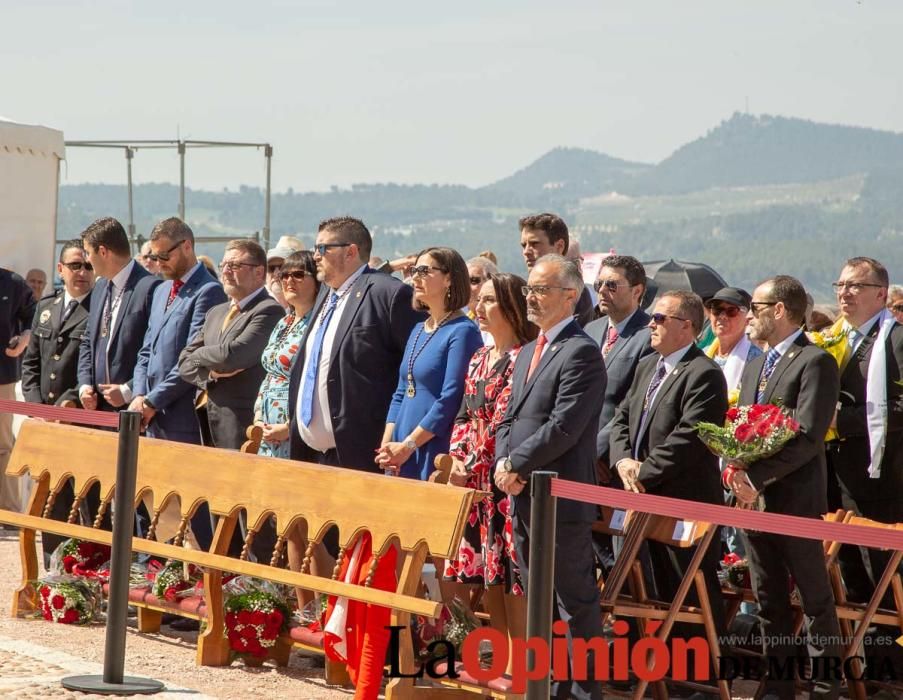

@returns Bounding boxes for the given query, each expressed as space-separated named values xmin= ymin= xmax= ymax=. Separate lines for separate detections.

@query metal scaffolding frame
xmin=62 ymin=139 xmax=274 ymax=252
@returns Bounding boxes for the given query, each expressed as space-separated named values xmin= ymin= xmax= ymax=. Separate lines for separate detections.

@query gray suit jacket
xmin=178 ymin=289 xmax=284 ymax=449
xmin=585 ymin=309 xmax=655 ymax=464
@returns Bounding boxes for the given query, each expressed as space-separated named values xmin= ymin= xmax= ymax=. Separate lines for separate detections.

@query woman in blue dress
xmin=376 ymin=247 xmax=483 ymax=479
xmin=254 ymin=251 xmax=320 ymax=457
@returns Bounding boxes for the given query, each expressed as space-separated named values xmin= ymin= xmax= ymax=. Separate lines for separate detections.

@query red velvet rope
xmin=550 ymin=477 xmax=903 ymax=550
xmin=0 ymin=398 xmax=120 ymax=429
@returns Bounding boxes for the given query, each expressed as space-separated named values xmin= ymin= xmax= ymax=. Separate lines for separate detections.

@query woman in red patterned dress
xmin=443 ymin=272 xmax=537 ymax=671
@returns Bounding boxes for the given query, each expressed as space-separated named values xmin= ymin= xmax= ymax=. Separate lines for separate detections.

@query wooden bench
xmin=0 ymin=419 xmax=483 ymax=697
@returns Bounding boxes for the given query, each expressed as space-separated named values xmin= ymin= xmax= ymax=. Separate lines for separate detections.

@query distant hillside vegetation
xmin=628 ymin=113 xmax=903 ymax=195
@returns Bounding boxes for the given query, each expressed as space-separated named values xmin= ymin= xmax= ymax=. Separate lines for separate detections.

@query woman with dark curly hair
xmin=443 ymin=272 xmax=537 ymax=672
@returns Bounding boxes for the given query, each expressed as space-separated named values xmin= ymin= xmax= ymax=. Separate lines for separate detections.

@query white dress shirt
xmin=296 ymin=264 xmax=368 ymax=452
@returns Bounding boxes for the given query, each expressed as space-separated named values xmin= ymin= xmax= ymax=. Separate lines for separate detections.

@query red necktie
xmin=166 ymin=279 xmax=184 ymax=309
xmin=603 ymin=324 xmax=619 ymax=357
xmin=525 ymin=334 xmax=548 ymax=383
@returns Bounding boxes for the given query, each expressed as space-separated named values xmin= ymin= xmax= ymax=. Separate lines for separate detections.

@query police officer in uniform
xmin=21 ymin=239 xmax=95 ymax=562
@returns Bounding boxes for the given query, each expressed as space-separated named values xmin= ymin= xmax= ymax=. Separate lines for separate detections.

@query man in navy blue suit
xmin=78 ymin=218 xmax=160 ymax=412
xmin=129 ymin=218 xmax=226 ymax=443
xmin=288 ymin=216 xmax=423 ymax=472
xmin=494 ymin=255 xmax=606 ymax=700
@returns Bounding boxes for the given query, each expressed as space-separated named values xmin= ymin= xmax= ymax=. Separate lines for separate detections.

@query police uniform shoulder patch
xmin=39 ymin=309 xmax=52 ymax=324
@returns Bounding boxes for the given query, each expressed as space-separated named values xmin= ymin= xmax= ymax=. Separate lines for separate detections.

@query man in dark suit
xmin=826 ymin=258 xmax=903 ymax=609
xmin=609 ymin=290 xmax=728 ymax=655
xmin=584 ymin=255 xmax=654 ymax=475
xmin=494 ymin=254 xmax=606 ymax=700
xmin=77 ymin=217 xmax=160 ymax=412
xmin=288 ymin=216 xmax=423 ymax=472
xmin=21 ymin=240 xmax=95 ymax=558
xmin=731 ymin=275 xmax=841 ymax=700
xmin=179 ymin=239 xmax=283 ymax=450
xmin=22 ymin=240 xmax=95 ymax=407
xmin=129 ymin=218 xmax=226 ymax=444
xmin=518 ymin=213 xmax=595 ymax=327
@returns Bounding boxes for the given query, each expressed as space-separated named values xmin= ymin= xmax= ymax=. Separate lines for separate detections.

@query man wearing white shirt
xmin=827 ymin=258 xmax=903 ymax=612
xmin=77 ymin=218 xmax=160 ymax=412
xmin=288 ymin=217 xmax=422 ymax=472
xmin=493 ymin=255 xmax=606 ymax=700
xmin=703 ymin=286 xmax=763 ymax=399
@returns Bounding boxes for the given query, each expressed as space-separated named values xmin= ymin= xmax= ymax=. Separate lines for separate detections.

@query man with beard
xmin=730 ymin=275 xmax=841 ymax=700
xmin=494 ymin=254 xmax=605 ymax=700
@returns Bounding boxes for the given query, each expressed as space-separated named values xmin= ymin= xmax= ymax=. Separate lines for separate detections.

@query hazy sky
xmin=4 ymin=1 xmax=901 ymax=192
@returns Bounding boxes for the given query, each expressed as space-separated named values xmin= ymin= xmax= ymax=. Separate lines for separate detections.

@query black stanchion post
xmin=62 ymin=411 xmax=164 ymax=695
xmin=525 ymin=470 xmax=557 ymax=700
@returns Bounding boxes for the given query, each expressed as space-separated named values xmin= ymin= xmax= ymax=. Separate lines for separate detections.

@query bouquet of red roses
xmin=49 ymin=538 xmax=112 ymax=578
xmin=34 ymin=574 xmax=102 ymax=625
xmin=150 ymin=559 xmax=203 ymax=602
xmin=223 ymin=576 xmax=293 ymax=661
xmin=696 ymin=403 xmax=800 ymax=507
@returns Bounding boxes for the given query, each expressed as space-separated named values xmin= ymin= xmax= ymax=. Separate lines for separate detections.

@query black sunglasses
xmin=145 ymin=240 xmax=183 ymax=262
xmin=594 ymin=279 xmax=633 ymax=293
xmin=890 ymin=303 xmax=903 ymax=314
xmin=708 ymin=304 xmax=742 ymax=318
xmin=650 ymin=312 xmax=689 ymax=324
xmin=61 ymin=262 xmax=94 ymax=272
xmin=469 ymin=276 xmax=484 ymax=286
xmin=411 ymin=265 xmax=447 ymax=278
xmin=279 ymin=270 xmax=310 ymax=282
xmin=313 ymin=242 xmax=352 ymax=255
xmin=268 ymin=263 xmax=283 ymax=274
xmin=749 ymin=301 xmax=778 ymax=315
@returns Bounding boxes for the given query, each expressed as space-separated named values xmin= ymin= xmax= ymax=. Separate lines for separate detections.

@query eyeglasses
xmin=313 ymin=242 xmax=352 ymax=256
xmin=521 ymin=285 xmax=572 ymax=297
xmin=279 ymin=270 xmax=309 ymax=282
xmin=594 ymin=279 xmax=633 ymax=293
xmin=832 ymin=281 xmax=885 ymax=294
xmin=708 ymin=304 xmax=742 ymax=318
xmin=410 ymin=265 xmax=447 ymax=278
xmin=650 ymin=312 xmax=689 ymax=324
xmin=890 ymin=303 xmax=903 ymax=314
xmin=749 ymin=301 xmax=778 ymax=315
xmin=219 ymin=260 xmax=261 ymax=272
xmin=267 ymin=263 xmax=282 ymax=274
xmin=469 ymin=276 xmax=484 ymax=286
xmin=145 ymin=240 xmax=183 ymax=262
xmin=61 ymin=262 xmax=93 ymax=272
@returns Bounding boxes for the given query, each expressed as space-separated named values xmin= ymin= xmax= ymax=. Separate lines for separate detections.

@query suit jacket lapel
xmin=108 ymin=266 xmax=141 ymax=347
xmin=629 ymin=359 xmax=655 ymax=444
xmin=762 ymin=334 xmax=808 ymax=403
xmin=509 ymin=321 xmax=579 ymax=413
xmin=740 ymin=352 xmax=765 ymax=405
xmin=328 ymin=273 xmax=372 ymax=366
xmin=60 ymin=296 xmax=90 ymax=334
xmin=90 ymin=279 xmax=108 ymax=344
xmin=605 ymin=311 xmax=648 ymax=366
xmin=634 ymin=346 xmax=696 ymax=446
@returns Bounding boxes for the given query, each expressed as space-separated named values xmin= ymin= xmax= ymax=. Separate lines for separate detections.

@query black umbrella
xmin=641 ymin=259 xmax=729 ymax=306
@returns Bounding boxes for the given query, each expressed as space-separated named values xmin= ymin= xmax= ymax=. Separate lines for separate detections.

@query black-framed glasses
xmin=650 ymin=312 xmax=689 ymax=324
xmin=145 ymin=240 xmax=184 ymax=262
xmin=410 ymin=265 xmax=447 ymax=278
xmin=469 ymin=276 xmax=484 ymax=286
xmin=279 ymin=270 xmax=309 ymax=282
xmin=61 ymin=261 xmax=93 ymax=272
xmin=749 ymin=301 xmax=778 ymax=315
xmin=832 ymin=281 xmax=885 ymax=294
xmin=219 ymin=260 xmax=261 ymax=272
xmin=521 ymin=285 xmax=572 ymax=297
xmin=890 ymin=303 xmax=903 ymax=314
xmin=313 ymin=242 xmax=352 ymax=256
xmin=594 ymin=279 xmax=633 ymax=293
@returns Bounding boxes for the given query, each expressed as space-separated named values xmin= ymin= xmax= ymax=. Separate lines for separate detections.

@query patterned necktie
xmin=166 ymin=279 xmax=184 ymax=309
xmin=756 ymin=348 xmax=781 ymax=403
xmin=61 ymin=299 xmax=78 ymax=324
xmin=602 ymin=324 xmax=619 ymax=358
xmin=300 ymin=291 xmax=340 ymax=426
xmin=525 ymin=334 xmax=548 ymax=383
xmin=100 ymin=282 xmax=115 ymax=338
xmin=220 ymin=301 xmax=241 ymax=334
xmin=642 ymin=361 xmax=668 ymax=415
xmin=847 ymin=327 xmax=861 ymax=353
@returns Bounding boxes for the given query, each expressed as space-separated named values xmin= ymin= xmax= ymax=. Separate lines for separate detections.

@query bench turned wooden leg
xmin=197 ymin=511 xmax=239 ymax=668
xmin=325 ymin=657 xmax=352 ymax=687
xmin=136 ymin=607 xmax=162 ymax=633
xmin=12 ymin=478 xmax=49 ymax=618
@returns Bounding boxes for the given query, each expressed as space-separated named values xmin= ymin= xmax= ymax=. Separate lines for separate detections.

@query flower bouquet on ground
xmin=150 ymin=559 xmax=203 ymax=602
xmin=34 ymin=574 xmax=102 ymax=624
xmin=412 ymin=596 xmax=479 ymax=662
xmin=717 ymin=553 xmax=750 ymax=590
xmin=695 ymin=403 xmax=801 ymax=510
xmin=223 ymin=576 xmax=293 ymax=663
xmin=49 ymin=538 xmax=112 ymax=578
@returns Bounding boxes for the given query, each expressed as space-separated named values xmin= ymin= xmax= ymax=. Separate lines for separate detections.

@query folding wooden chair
xmin=600 ymin=513 xmax=730 ymax=700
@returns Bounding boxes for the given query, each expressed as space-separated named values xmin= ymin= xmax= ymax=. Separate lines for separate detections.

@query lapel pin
xmin=788 ymin=352 xmax=795 ymax=358
xmin=356 ymin=291 xmax=361 ymax=298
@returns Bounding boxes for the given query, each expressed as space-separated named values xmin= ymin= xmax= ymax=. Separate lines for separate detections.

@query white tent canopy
xmin=0 ymin=117 xmax=64 ymax=286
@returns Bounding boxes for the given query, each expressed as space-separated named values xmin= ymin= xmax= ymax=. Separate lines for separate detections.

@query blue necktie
xmin=756 ymin=348 xmax=781 ymax=403
xmin=300 ymin=292 xmax=340 ymax=427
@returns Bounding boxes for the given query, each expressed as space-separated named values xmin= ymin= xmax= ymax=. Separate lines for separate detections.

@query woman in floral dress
xmin=254 ymin=251 xmax=319 ymax=457
xmin=443 ymin=272 xmax=536 ymax=669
